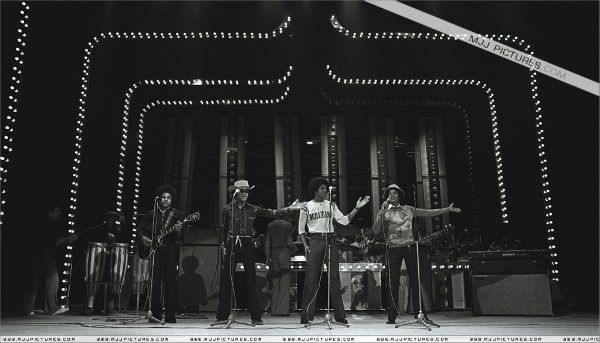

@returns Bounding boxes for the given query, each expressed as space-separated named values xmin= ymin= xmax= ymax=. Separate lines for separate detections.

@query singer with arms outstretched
xmin=372 ymin=184 xmax=461 ymax=324
xmin=299 ymin=177 xmax=370 ymax=325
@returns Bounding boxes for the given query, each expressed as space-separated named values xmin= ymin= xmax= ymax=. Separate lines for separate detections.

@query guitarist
xmin=138 ymin=185 xmax=185 ymax=323
xmin=371 ymin=184 xmax=461 ymax=325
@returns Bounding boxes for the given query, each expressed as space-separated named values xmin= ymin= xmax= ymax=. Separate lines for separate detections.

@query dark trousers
xmin=301 ymin=236 xmax=345 ymax=322
xmin=269 ymin=247 xmax=291 ymax=315
xmin=217 ymin=237 xmax=262 ymax=321
xmin=385 ymin=245 xmax=424 ymax=321
xmin=150 ymin=242 xmax=179 ymax=319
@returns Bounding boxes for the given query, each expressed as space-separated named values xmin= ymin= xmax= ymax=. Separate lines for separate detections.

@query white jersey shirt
xmin=298 ymin=200 xmax=350 ymax=235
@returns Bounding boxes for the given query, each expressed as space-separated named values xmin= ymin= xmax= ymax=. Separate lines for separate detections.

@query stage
xmin=1 ymin=311 xmax=598 ymax=337
xmin=1 ymin=2 xmax=598 ymax=340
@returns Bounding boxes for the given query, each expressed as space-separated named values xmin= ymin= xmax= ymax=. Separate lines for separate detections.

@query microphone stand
xmin=305 ymin=188 xmax=349 ymax=330
xmin=396 ymin=189 xmax=440 ymax=331
xmin=211 ymin=190 xmax=254 ymax=328
xmin=122 ymin=197 xmax=164 ymax=325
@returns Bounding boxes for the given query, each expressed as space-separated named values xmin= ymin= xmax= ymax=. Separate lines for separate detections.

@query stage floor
xmin=1 ymin=311 xmax=598 ymax=337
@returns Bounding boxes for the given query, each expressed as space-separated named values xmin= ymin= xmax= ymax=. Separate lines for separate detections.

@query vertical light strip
xmin=453 ymin=104 xmax=478 ymax=230
xmin=1 ymin=1 xmax=30 ymax=226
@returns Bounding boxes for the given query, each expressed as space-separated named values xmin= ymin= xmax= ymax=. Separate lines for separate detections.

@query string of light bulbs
xmin=1 ymin=1 xmax=30 ymax=227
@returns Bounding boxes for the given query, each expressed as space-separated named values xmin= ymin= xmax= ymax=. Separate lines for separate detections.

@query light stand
xmin=122 ymin=198 xmax=164 ymax=325
xmin=211 ymin=190 xmax=255 ymax=328
xmin=305 ymin=188 xmax=349 ymax=330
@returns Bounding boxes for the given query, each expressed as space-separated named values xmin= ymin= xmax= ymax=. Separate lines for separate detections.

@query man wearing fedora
xmin=298 ymin=176 xmax=371 ymax=325
xmin=216 ymin=180 xmax=304 ymax=325
xmin=139 ymin=185 xmax=185 ymax=323
xmin=372 ymin=184 xmax=461 ymax=324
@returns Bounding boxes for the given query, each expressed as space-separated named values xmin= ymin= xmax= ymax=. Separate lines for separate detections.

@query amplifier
xmin=468 ymin=250 xmax=548 ymax=260
xmin=471 ymin=274 xmax=553 ymax=315
xmin=469 ymin=259 xmax=549 ymax=274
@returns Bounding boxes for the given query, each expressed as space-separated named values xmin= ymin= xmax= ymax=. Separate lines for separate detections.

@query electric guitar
xmin=416 ymin=224 xmax=453 ymax=245
xmin=396 ymin=224 xmax=452 ymax=247
xmin=138 ymin=211 xmax=200 ymax=259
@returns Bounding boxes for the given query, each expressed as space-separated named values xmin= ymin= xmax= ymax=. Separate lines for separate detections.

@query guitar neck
xmin=159 ymin=223 xmax=181 ymax=239
xmin=419 ymin=226 xmax=450 ymax=243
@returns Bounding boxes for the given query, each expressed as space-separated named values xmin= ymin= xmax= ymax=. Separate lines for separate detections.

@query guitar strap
xmin=162 ymin=210 xmax=174 ymax=232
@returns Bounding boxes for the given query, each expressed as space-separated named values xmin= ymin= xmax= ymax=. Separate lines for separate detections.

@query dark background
xmin=1 ymin=1 xmax=597 ymax=312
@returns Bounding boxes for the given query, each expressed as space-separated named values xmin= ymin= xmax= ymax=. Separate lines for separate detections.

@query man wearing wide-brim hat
xmin=372 ymin=183 xmax=460 ymax=325
xmin=216 ymin=180 xmax=304 ymax=326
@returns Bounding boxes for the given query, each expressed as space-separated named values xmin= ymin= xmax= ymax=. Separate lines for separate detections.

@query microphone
xmin=233 ymin=189 xmax=240 ymax=195
xmin=328 ymin=186 xmax=336 ymax=192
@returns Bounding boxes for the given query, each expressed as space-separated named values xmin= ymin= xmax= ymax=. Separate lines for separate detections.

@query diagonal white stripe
xmin=365 ymin=0 xmax=599 ymax=96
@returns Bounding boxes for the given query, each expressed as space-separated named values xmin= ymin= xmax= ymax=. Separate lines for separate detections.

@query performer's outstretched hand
xmin=449 ymin=203 xmax=462 ymax=213
xmin=355 ymin=196 xmax=371 ymax=209
xmin=289 ymin=199 xmax=308 ymax=212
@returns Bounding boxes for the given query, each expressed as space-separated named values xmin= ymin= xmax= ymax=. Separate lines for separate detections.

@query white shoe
xmin=52 ymin=307 xmax=69 ymax=315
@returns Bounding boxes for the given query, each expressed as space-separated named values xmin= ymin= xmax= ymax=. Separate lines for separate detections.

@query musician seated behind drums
xmin=84 ymin=211 xmax=126 ymax=315
xmin=371 ymin=184 xmax=461 ymax=325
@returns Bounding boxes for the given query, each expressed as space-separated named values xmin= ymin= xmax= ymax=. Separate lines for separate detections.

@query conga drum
xmin=132 ymin=253 xmax=150 ymax=294
xmin=107 ymin=243 xmax=129 ymax=294
xmin=85 ymin=242 xmax=108 ymax=297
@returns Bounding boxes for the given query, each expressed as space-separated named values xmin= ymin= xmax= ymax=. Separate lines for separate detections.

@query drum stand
xmin=305 ymin=191 xmax=349 ymax=330
xmin=211 ymin=191 xmax=254 ymax=329
xmin=395 ymin=241 xmax=440 ymax=331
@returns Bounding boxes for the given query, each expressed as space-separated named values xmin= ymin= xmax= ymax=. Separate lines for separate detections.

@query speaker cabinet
xmin=471 ymin=274 xmax=553 ymax=315
xmin=432 ymin=269 xmax=468 ymax=310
